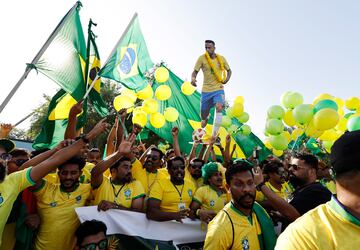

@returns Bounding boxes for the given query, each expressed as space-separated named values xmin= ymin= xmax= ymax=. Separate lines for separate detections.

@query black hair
xmin=225 ymin=160 xmax=253 ymax=185
xmin=0 ymin=162 xmax=6 ymax=182
xmin=75 ymin=220 xmax=107 ymax=246
xmin=205 ymin=40 xmax=215 ymax=46
xmin=58 ymin=156 xmax=86 ymax=171
xmin=151 ymin=148 xmax=164 ymax=160
xmin=263 ymin=160 xmax=284 ymax=175
xmin=293 ymin=153 xmax=318 ymax=170
xmin=30 ymin=148 xmax=50 ymax=159
xmin=110 ymin=156 xmax=131 ymax=170
xmin=10 ymin=148 xmax=29 ymax=158
xmin=167 ymin=156 xmax=185 ymax=169
xmin=190 ymin=158 xmax=205 ymax=165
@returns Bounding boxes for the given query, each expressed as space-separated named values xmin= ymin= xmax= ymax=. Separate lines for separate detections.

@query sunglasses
xmin=0 ymin=153 xmax=12 ymax=161
xmin=81 ymin=238 xmax=108 ymax=250
xmin=145 ymin=155 xmax=159 ymax=161
xmin=170 ymin=164 xmax=186 ymax=170
xmin=288 ymin=164 xmax=306 ymax=171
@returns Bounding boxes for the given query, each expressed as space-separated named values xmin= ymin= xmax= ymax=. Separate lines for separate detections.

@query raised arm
xmin=202 ymin=137 xmax=215 ymax=163
xmin=171 ymin=127 xmax=181 ymax=157
xmin=64 ymin=101 xmax=83 ymax=139
xmin=188 ymin=141 xmax=200 ymax=162
xmin=30 ymin=119 xmax=108 ymax=183
xmin=223 ymin=134 xmax=231 ymax=167
xmin=115 ymin=109 xmax=127 ymax=149
xmin=106 ymin=116 xmax=119 ymax=156
xmin=91 ymin=133 xmax=135 ymax=188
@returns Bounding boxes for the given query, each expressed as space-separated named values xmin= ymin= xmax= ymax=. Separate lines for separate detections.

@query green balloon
xmin=240 ymin=124 xmax=251 ymax=135
xmin=344 ymin=112 xmax=355 ymax=119
xmin=314 ymin=99 xmax=338 ymax=113
xmin=269 ymin=134 xmax=288 ymax=150
xmin=347 ymin=116 xmax=360 ymax=132
xmin=238 ymin=112 xmax=249 ymax=123
xmin=267 ymin=105 xmax=285 ymax=120
xmin=226 ymin=107 xmax=235 ymax=118
xmin=227 ymin=124 xmax=238 ymax=134
xmin=221 ymin=115 xmax=232 ymax=128
xmin=293 ymin=104 xmax=314 ymax=125
xmin=265 ymin=119 xmax=284 ymax=135
xmin=282 ymin=92 xmax=303 ymax=109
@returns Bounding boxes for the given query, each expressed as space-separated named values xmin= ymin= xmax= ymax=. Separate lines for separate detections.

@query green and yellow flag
xmin=99 ymin=13 xmax=153 ymax=92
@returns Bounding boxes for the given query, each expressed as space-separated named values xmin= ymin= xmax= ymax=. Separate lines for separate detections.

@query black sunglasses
xmin=145 ymin=154 xmax=159 ymax=161
xmin=11 ymin=159 xmax=28 ymax=167
xmin=81 ymin=238 xmax=108 ymax=250
xmin=0 ymin=153 xmax=12 ymax=161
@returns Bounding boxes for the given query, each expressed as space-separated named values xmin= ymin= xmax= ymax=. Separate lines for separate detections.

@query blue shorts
xmin=200 ymin=90 xmax=225 ymax=120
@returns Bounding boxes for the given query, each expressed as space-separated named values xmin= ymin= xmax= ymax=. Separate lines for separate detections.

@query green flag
xmin=33 ymin=2 xmax=86 ymax=101
xmin=146 ymin=67 xmax=270 ymax=160
xmin=86 ymin=21 xmax=109 ymax=117
xmin=99 ymin=13 xmax=153 ymax=91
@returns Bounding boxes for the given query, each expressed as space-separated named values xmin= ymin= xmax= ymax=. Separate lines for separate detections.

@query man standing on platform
xmin=191 ymin=40 xmax=231 ymax=139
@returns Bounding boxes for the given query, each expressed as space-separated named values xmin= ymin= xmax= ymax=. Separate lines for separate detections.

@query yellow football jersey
xmin=149 ymin=177 xmax=196 ymax=212
xmin=276 ymin=197 xmax=360 ymax=250
xmin=193 ymin=185 xmax=231 ymax=213
xmin=204 ymin=202 xmax=261 ymax=250
xmin=92 ymin=177 xmax=145 ymax=208
xmin=256 ymin=181 xmax=293 ymax=202
xmin=33 ymin=180 xmax=91 ymax=250
xmin=0 ymin=168 xmax=35 ymax=246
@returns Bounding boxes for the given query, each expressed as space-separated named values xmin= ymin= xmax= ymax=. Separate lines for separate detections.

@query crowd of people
xmin=0 ymin=100 xmax=359 ymax=250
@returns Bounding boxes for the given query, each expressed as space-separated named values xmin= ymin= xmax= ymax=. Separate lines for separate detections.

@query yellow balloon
xmin=132 ymin=110 xmax=147 ymax=127
xmin=113 ymin=95 xmax=134 ymax=113
xmin=272 ymin=149 xmax=283 ymax=157
xmin=283 ymin=109 xmax=296 ymax=127
xmin=319 ymin=129 xmax=338 ymax=141
xmin=312 ymin=93 xmax=334 ymax=105
xmin=150 ymin=112 xmax=166 ymax=128
xmin=282 ymin=131 xmax=291 ymax=143
xmin=338 ymin=108 xmax=344 ymax=117
xmin=181 ymin=82 xmax=196 ymax=95
xmin=291 ymin=128 xmax=304 ymax=140
xmin=336 ymin=117 xmax=347 ymax=131
xmin=304 ymin=121 xmax=322 ymax=138
xmin=121 ymin=88 xmax=137 ymax=103
xmin=334 ymin=97 xmax=344 ymax=108
xmin=164 ymin=107 xmax=179 ymax=122
xmin=264 ymin=139 xmax=273 ymax=149
xmin=133 ymin=106 xmax=145 ymax=115
xmin=234 ymin=96 xmax=244 ymax=105
xmin=232 ymin=103 xmax=244 ymax=117
xmin=142 ymin=99 xmax=158 ymax=114
xmin=155 ymin=85 xmax=172 ymax=101
xmin=313 ymin=108 xmax=339 ymax=131
xmin=155 ymin=67 xmax=169 ymax=83
xmin=137 ymin=84 xmax=154 ymax=100
xmin=345 ymin=96 xmax=360 ymax=111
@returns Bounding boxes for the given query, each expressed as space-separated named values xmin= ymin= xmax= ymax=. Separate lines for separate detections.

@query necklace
xmin=204 ymin=52 xmax=226 ymax=83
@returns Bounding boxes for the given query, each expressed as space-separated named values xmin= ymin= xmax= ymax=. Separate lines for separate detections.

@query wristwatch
xmin=256 ymin=182 xmax=265 ymax=191
xmin=80 ymin=134 xmax=90 ymax=144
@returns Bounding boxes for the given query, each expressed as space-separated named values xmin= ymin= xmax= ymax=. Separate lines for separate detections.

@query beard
xmin=191 ymin=171 xmax=202 ymax=180
xmin=0 ymin=164 xmax=7 ymax=183
xmin=289 ymin=174 xmax=306 ymax=188
xmin=235 ymin=193 xmax=255 ymax=209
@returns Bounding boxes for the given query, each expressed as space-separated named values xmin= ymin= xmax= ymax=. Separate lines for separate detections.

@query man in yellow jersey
xmin=256 ymin=159 xmax=292 ymax=203
xmin=0 ymin=119 xmax=107 ymax=248
xmin=147 ymin=156 xmax=196 ymax=222
xmin=132 ymin=147 xmax=165 ymax=198
xmin=186 ymin=158 xmax=205 ymax=189
xmin=190 ymin=162 xmax=230 ymax=223
xmin=91 ymin=134 xmax=145 ymax=212
xmin=204 ymin=161 xmax=276 ymax=250
xmin=276 ymin=130 xmax=360 ymax=249
xmin=191 ymin=40 xmax=231 ymax=138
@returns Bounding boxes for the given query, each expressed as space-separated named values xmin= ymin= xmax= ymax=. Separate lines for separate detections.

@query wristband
xmin=196 ymin=209 xmax=201 ymax=217
xmin=256 ymin=182 xmax=265 ymax=191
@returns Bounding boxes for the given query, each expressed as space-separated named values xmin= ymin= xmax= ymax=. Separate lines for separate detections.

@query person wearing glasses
xmin=276 ymin=131 xmax=360 ymax=249
xmin=190 ymin=162 xmax=230 ymax=223
xmin=90 ymin=134 xmax=145 ymax=213
xmin=186 ymin=158 xmax=205 ymax=189
xmin=253 ymin=153 xmax=332 ymax=231
xmin=75 ymin=220 xmax=108 ymax=250
xmin=147 ymin=156 xmax=196 ymax=222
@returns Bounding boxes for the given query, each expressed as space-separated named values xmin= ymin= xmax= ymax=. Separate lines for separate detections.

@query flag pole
xmin=83 ymin=12 xmax=138 ymax=99
xmin=13 ymin=112 xmax=35 ymax=127
xmin=0 ymin=2 xmax=80 ymax=114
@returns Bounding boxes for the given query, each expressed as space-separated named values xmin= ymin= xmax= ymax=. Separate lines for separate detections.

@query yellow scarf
xmin=205 ymin=52 xmax=226 ymax=83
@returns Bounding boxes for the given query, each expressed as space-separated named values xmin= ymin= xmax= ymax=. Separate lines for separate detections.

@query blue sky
xmin=1 ymin=0 xmax=360 ymax=138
